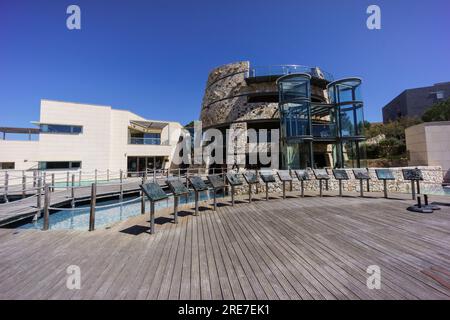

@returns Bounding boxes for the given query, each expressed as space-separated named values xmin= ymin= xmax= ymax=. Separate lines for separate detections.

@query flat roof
xmin=130 ymin=120 xmax=169 ymax=130
xmin=0 ymin=127 xmax=40 ymax=134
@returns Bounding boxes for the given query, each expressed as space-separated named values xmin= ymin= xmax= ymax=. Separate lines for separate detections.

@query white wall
xmin=0 ymin=99 xmax=183 ymax=174
xmin=406 ymin=121 xmax=450 ymax=171
xmin=0 ymin=140 xmax=39 ymax=170
xmin=109 ymin=108 xmax=182 ymax=171
xmin=38 ymin=100 xmax=112 ymax=171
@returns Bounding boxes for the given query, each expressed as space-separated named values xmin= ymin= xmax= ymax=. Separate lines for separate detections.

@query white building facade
xmin=0 ymin=100 xmax=183 ymax=174
xmin=406 ymin=121 xmax=450 ymax=172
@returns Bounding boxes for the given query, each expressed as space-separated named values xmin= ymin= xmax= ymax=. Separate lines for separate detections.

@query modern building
xmin=405 ymin=121 xmax=450 ymax=172
xmin=200 ymin=61 xmax=366 ymax=169
xmin=0 ymin=100 xmax=183 ymax=174
xmin=382 ymin=82 xmax=450 ymax=123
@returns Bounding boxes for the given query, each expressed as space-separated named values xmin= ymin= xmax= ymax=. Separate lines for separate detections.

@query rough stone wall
xmin=200 ymin=61 xmax=327 ymax=128
xmin=227 ymin=122 xmax=247 ymax=169
xmin=229 ymin=166 xmax=445 ymax=196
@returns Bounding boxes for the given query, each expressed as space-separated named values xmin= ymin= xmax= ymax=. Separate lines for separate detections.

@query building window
xmin=40 ymin=124 xmax=83 ymax=134
xmin=436 ymin=91 xmax=444 ymax=100
xmin=38 ymin=161 xmax=82 ymax=170
xmin=0 ymin=162 xmax=15 ymax=170
xmin=129 ymin=132 xmax=161 ymax=145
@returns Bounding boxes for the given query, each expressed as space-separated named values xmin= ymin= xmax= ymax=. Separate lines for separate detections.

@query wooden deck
xmin=0 ymin=191 xmax=449 ymax=300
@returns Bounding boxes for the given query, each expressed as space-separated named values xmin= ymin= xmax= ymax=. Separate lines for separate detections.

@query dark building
xmin=382 ymin=82 xmax=450 ymax=123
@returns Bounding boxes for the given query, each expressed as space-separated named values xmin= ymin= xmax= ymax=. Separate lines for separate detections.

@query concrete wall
xmin=406 ymin=121 xmax=450 ymax=171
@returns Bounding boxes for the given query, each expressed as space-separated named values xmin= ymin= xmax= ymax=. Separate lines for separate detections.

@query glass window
xmin=38 ymin=161 xmax=82 ymax=170
xmin=339 ymin=103 xmax=364 ymax=137
xmin=328 ymin=79 xmax=362 ymax=104
xmin=0 ymin=162 xmax=15 ymax=169
xmin=280 ymin=102 xmax=311 ymax=138
xmin=40 ymin=124 xmax=83 ymax=134
xmin=129 ymin=132 xmax=161 ymax=145
xmin=278 ymin=76 xmax=310 ymax=102
xmin=436 ymin=91 xmax=444 ymax=100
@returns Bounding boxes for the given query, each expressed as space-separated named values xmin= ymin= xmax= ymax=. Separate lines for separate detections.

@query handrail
xmin=128 ymin=137 xmax=163 ymax=145
xmin=248 ymin=65 xmax=334 ymax=82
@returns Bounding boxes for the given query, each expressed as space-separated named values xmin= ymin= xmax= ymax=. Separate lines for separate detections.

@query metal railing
xmin=312 ymin=123 xmax=337 ymax=138
xmin=248 ymin=65 xmax=334 ymax=82
xmin=128 ymin=137 xmax=162 ymax=145
xmin=1 ymin=166 xmax=449 ymax=232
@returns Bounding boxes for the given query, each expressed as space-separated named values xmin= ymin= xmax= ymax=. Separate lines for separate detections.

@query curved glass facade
xmin=277 ymin=76 xmax=367 ymax=169
xmin=277 ymin=74 xmax=313 ymax=169
xmin=328 ymin=78 xmax=365 ymax=138
xmin=327 ymin=78 xmax=366 ymax=167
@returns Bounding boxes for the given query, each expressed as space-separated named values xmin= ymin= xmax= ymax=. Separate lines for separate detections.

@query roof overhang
xmin=129 ymin=120 xmax=169 ymax=132
xmin=0 ymin=127 xmax=40 ymax=134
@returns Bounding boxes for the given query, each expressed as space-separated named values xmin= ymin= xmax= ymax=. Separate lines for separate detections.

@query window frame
xmin=39 ymin=124 xmax=83 ymax=135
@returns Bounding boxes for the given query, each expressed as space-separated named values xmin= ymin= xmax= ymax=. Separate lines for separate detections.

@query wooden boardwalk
xmin=0 ymin=192 xmax=450 ymax=299
xmin=0 ymin=179 xmax=144 ymax=226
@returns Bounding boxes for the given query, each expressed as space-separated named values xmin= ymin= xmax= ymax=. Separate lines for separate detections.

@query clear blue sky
xmin=0 ymin=0 xmax=449 ymax=127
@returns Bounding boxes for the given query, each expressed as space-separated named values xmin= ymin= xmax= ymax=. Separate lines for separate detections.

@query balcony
xmin=128 ymin=137 xmax=162 ymax=145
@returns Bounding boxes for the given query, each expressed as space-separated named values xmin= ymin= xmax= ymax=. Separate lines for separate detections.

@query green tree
xmin=364 ymin=117 xmax=421 ymax=160
xmin=378 ymin=137 xmax=406 ymax=160
xmin=422 ymin=98 xmax=450 ymax=122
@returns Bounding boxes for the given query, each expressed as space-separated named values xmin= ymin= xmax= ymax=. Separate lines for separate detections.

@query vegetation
xmin=184 ymin=121 xmax=195 ymax=128
xmin=364 ymin=117 xmax=422 ymax=163
xmin=364 ymin=98 xmax=450 ymax=164
xmin=422 ymin=98 xmax=450 ymax=122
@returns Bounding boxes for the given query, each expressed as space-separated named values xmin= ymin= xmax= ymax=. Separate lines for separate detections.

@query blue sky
xmin=0 ymin=0 xmax=449 ymax=127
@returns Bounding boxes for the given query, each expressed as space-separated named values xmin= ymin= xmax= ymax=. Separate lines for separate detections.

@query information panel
xmin=166 ymin=178 xmax=189 ymax=196
xmin=226 ymin=173 xmax=243 ymax=186
xmin=260 ymin=172 xmax=276 ymax=183
xmin=353 ymin=169 xmax=370 ymax=180
xmin=188 ymin=176 xmax=208 ymax=191
xmin=207 ymin=175 xmax=226 ymax=189
xmin=313 ymin=169 xmax=330 ymax=180
xmin=141 ymin=182 xmax=169 ymax=202
xmin=294 ymin=170 xmax=310 ymax=181
xmin=277 ymin=170 xmax=292 ymax=182
xmin=243 ymin=171 xmax=259 ymax=184
xmin=332 ymin=169 xmax=349 ymax=180
xmin=402 ymin=169 xmax=423 ymax=181
xmin=375 ymin=169 xmax=395 ymax=180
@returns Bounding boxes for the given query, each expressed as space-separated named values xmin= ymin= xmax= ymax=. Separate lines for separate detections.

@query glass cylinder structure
xmin=277 ymin=74 xmax=312 ymax=169
xmin=327 ymin=78 xmax=366 ymax=168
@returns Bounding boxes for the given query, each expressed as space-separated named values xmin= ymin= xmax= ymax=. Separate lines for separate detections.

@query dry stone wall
xmin=228 ymin=166 xmax=445 ymax=196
